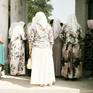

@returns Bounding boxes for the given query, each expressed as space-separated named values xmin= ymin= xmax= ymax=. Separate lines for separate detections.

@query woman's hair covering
xmin=9 ymin=22 xmax=18 ymax=39
xmin=67 ymin=14 xmax=81 ymax=32
xmin=66 ymin=14 xmax=83 ymax=38
xmin=18 ymin=21 xmax=25 ymax=28
xmin=32 ymin=11 xmax=48 ymax=29
xmin=9 ymin=21 xmax=26 ymax=41
xmin=52 ymin=18 xmax=62 ymax=40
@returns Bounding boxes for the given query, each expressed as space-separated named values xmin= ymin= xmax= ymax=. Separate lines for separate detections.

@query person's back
xmin=31 ymin=24 xmax=53 ymax=48
xmin=28 ymin=11 xmax=55 ymax=86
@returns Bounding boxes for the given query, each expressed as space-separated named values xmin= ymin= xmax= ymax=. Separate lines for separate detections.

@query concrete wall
xmin=76 ymin=0 xmax=88 ymax=37
xmin=10 ymin=0 xmax=26 ymax=24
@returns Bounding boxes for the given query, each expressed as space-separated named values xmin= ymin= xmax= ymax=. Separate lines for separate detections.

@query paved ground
xmin=0 ymin=75 xmax=93 ymax=93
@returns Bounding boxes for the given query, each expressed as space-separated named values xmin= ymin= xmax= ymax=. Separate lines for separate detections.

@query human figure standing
xmin=50 ymin=18 xmax=63 ymax=77
xmin=9 ymin=21 xmax=26 ymax=75
xmin=28 ymin=11 xmax=55 ymax=86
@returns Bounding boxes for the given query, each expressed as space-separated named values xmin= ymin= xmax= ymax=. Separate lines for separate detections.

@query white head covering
xmin=67 ymin=14 xmax=81 ymax=33
xmin=9 ymin=22 xmax=18 ymax=39
xmin=66 ymin=14 xmax=83 ymax=39
xmin=18 ymin=21 xmax=25 ymax=27
xmin=33 ymin=11 xmax=48 ymax=29
xmin=52 ymin=18 xmax=62 ymax=39
xmin=9 ymin=21 xmax=25 ymax=41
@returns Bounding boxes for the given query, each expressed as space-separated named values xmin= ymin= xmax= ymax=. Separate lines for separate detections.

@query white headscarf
xmin=18 ymin=21 xmax=25 ymax=28
xmin=66 ymin=14 xmax=83 ymax=38
xmin=33 ymin=11 xmax=48 ymax=29
xmin=67 ymin=14 xmax=81 ymax=33
xmin=9 ymin=21 xmax=25 ymax=42
xmin=9 ymin=22 xmax=18 ymax=39
xmin=52 ymin=18 xmax=62 ymax=40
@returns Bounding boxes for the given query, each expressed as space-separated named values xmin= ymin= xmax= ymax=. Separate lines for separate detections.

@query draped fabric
xmin=51 ymin=18 xmax=63 ymax=77
xmin=67 ymin=14 xmax=81 ymax=32
xmin=28 ymin=11 xmax=55 ymax=85
xmin=9 ymin=21 xmax=26 ymax=75
xmin=52 ymin=18 xmax=62 ymax=40
xmin=66 ymin=14 xmax=83 ymax=39
xmin=61 ymin=15 xmax=83 ymax=79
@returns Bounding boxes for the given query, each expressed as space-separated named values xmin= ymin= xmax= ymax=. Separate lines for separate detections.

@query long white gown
xmin=28 ymin=24 xmax=55 ymax=85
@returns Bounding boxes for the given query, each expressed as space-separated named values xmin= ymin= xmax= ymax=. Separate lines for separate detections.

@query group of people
xmin=0 ymin=11 xmax=83 ymax=86
xmin=8 ymin=11 xmax=55 ymax=86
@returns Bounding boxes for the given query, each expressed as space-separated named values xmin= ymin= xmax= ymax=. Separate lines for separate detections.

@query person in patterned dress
xmin=9 ymin=21 xmax=26 ymax=75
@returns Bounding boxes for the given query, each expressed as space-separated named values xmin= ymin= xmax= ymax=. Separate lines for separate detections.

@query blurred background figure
xmin=50 ymin=18 xmax=63 ymax=77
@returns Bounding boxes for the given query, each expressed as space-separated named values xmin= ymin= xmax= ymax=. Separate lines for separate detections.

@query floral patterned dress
xmin=9 ymin=23 xmax=26 ymax=75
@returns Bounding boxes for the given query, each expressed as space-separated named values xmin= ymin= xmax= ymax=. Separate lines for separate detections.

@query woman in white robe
xmin=28 ymin=11 xmax=55 ymax=86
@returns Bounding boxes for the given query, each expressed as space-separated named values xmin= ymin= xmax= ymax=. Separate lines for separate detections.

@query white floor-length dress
xmin=28 ymin=12 xmax=55 ymax=85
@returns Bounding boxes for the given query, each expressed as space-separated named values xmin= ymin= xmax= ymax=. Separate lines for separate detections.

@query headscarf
xmin=52 ymin=18 xmax=62 ymax=40
xmin=67 ymin=14 xmax=81 ymax=32
xmin=9 ymin=22 xmax=18 ymax=39
xmin=9 ymin=21 xmax=25 ymax=42
xmin=66 ymin=14 xmax=83 ymax=38
xmin=18 ymin=21 xmax=25 ymax=28
xmin=32 ymin=11 xmax=48 ymax=30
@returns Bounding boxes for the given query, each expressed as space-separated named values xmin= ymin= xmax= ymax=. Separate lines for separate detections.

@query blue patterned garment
xmin=0 ymin=43 xmax=4 ymax=65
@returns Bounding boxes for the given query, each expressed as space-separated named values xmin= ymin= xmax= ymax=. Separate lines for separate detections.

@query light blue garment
xmin=0 ymin=43 xmax=4 ymax=65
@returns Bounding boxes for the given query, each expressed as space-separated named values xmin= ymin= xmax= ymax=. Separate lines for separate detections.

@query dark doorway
xmin=84 ymin=0 xmax=93 ymax=77
xmin=88 ymin=0 xmax=93 ymax=19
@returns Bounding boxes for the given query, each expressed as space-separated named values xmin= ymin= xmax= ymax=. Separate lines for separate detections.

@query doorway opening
xmin=84 ymin=0 xmax=93 ymax=77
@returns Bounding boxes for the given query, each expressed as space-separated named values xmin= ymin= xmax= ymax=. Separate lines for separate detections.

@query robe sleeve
xmin=27 ymin=26 xmax=35 ymax=44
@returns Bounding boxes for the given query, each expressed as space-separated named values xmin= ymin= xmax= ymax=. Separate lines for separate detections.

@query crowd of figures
xmin=0 ymin=11 xmax=84 ymax=86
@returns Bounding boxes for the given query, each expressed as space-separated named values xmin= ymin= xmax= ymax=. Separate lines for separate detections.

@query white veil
xmin=52 ymin=18 xmax=62 ymax=40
